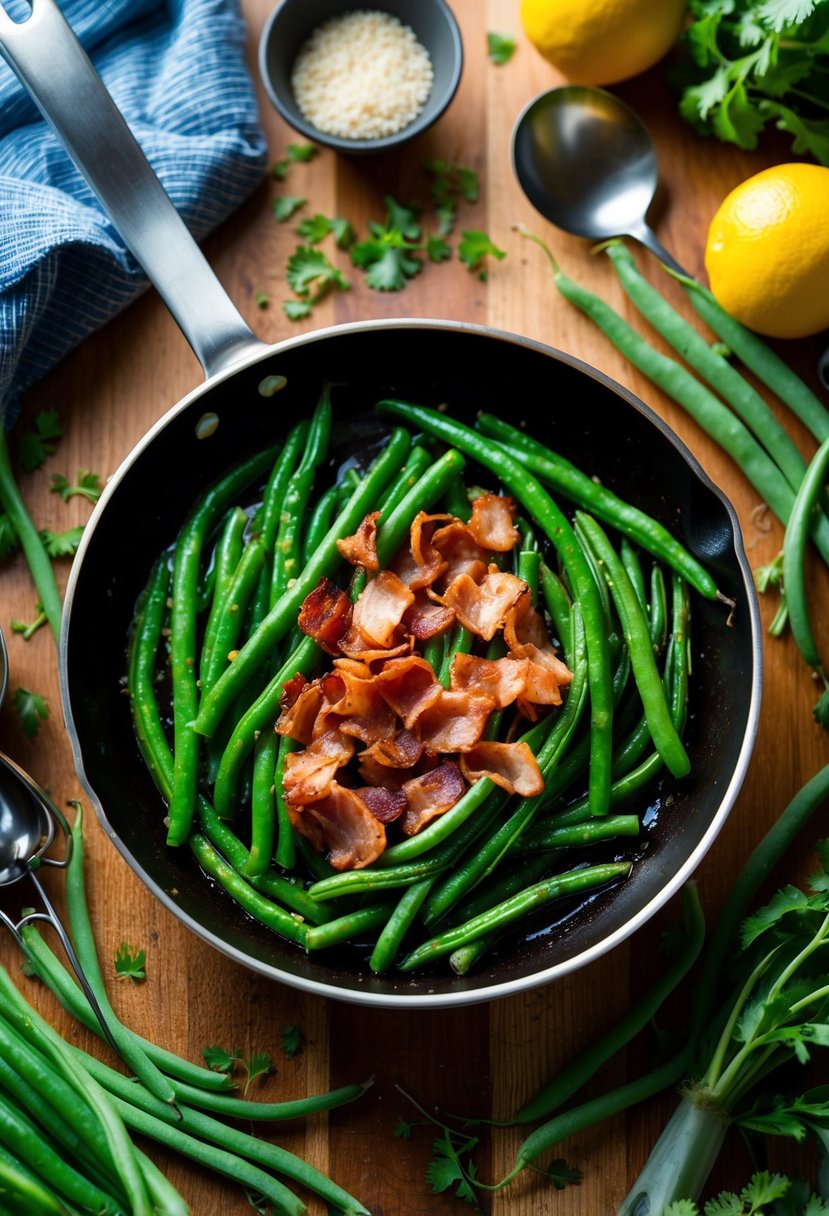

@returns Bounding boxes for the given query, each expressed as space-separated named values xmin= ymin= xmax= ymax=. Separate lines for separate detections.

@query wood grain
xmin=1 ymin=1 xmax=828 ymax=1212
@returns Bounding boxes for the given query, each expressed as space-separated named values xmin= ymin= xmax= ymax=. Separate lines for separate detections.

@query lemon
xmin=705 ymin=163 xmax=829 ymax=340
xmin=519 ymin=0 xmax=686 ymax=86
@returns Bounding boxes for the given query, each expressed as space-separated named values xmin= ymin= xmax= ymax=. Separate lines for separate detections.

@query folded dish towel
xmin=0 ymin=0 xmax=267 ymax=427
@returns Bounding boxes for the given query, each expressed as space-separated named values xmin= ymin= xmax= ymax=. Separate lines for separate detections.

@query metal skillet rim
xmin=58 ymin=315 xmax=764 ymax=1010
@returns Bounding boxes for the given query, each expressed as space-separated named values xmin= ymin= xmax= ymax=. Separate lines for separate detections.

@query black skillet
xmin=0 ymin=0 xmax=762 ymax=1008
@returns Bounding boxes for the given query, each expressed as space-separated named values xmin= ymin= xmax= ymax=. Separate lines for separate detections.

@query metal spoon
xmin=511 ymin=84 xmax=688 ymax=275
xmin=511 ymin=84 xmax=829 ymax=391
xmin=0 ymin=628 xmax=120 ymax=1055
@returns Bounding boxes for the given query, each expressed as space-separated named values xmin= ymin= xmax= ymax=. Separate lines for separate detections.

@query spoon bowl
xmin=0 ymin=754 xmax=54 ymax=886
xmin=511 ymin=84 xmax=686 ymax=274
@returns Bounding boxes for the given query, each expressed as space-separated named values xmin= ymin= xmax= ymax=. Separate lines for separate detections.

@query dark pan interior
xmin=62 ymin=322 xmax=760 ymax=1004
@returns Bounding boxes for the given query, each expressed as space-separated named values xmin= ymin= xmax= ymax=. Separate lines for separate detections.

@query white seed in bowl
xmin=290 ymin=9 xmax=434 ymax=141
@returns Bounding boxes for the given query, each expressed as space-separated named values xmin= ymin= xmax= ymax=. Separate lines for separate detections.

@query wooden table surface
xmin=2 ymin=2 xmax=829 ymax=1212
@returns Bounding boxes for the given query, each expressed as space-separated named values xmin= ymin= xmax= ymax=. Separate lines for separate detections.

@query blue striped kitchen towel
xmin=0 ymin=0 xmax=268 ymax=427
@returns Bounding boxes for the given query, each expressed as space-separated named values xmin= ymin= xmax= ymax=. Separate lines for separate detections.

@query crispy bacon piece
xmin=280 ymin=672 xmax=308 ymax=710
xmin=448 ymin=652 xmax=527 ymax=709
xmin=434 ymin=569 xmax=527 ymax=641
xmin=402 ymin=592 xmax=456 ymax=641
xmin=374 ymin=655 xmax=443 ymax=730
xmin=298 ymin=577 xmax=352 ymax=655
xmin=350 ymin=570 xmax=415 ymax=648
xmin=467 ymin=493 xmax=520 ymax=552
xmin=414 ymin=689 xmax=495 ymax=754
xmin=336 ymin=511 xmax=380 ymax=571
xmin=354 ymin=785 xmax=408 ymax=824
xmin=504 ymin=589 xmax=555 ymax=652
xmin=290 ymin=782 xmax=386 ymax=870
xmin=459 ymin=740 xmax=545 ymax=796
xmin=400 ymin=761 xmax=466 ymax=836
xmin=430 ymin=520 xmax=490 ymax=586
xmin=275 ymin=680 xmax=325 ymax=745
xmin=360 ymin=729 xmax=423 ymax=769
xmin=511 ymin=642 xmax=573 ymax=703
xmin=315 ymin=662 xmax=397 ymax=743
xmin=282 ymin=729 xmax=355 ymax=805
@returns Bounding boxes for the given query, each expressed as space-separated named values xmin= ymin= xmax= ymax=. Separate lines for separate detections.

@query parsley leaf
xmin=273 ymin=195 xmax=306 ymax=222
xmin=12 ymin=687 xmax=49 ymax=738
xmin=202 ymin=1044 xmax=236 ymax=1074
xmin=286 ymin=246 xmax=350 ymax=298
xmin=114 ymin=942 xmax=146 ymax=983
xmin=283 ymin=299 xmax=313 ymax=321
xmin=487 ymin=31 xmax=516 ymax=65
xmin=50 ymin=470 xmax=103 ymax=504
xmin=202 ymin=1045 xmax=274 ymax=1095
xmin=295 ymin=213 xmax=354 ymax=248
xmin=458 ymin=229 xmax=507 ymax=273
xmin=0 ymin=513 xmax=20 ymax=560
xmin=254 ymin=290 xmax=269 ymax=310
xmin=272 ymin=142 xmax=318 ymax=179
xmin=426 ymin=159 xmax=479 ymax=235
xmin=279 ymin=1024 xmax=302 ymax=1058
xmin=18 ymin=409 xmax=62 ymax=472
xmin=40 ymin=525 xmax=84 ymax=558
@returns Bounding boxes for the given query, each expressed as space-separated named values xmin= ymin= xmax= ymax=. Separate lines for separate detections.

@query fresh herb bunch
xmin=665 ymin=1169 xmax=829 ymax=1215
xmin=677 ymin=0 xmax=829 ymax=164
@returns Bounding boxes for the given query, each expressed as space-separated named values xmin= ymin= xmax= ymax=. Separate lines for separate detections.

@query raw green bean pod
xmin=271 ymin=388 xmax=332 ymax=604
xmin=194 ymin=426 xmax=412 ymax=738
xmin=369 ymin=878 xmax=436 ymax=973
xmin=199 ymin=505 xmax=247 ymax=685
xmin=302 ymin=483 xmax=340 ymax=565
xmin=189 ymin=833 xmax=308 ymax=947
xmin=305 ymin=903 xmax=395 ymax=951
xmin=200 ymin=536 xmax=266 ymax=697
xmin=248 ymin=421 xmax=310 ymax=630
xmin=376 ymin=398 xmax=615 ymax=817
xmin=0 ymin=1146 xmax=73 ymax=1216
xmin=128 ymin=557 xmax=174 ymax=801
xmin=399 ymin=862 xmax=632 ymax=971
xmin=605 ymin=240 xmax=808 ymax=494
xmin=782 ymin=434 xmax=829 ymax=677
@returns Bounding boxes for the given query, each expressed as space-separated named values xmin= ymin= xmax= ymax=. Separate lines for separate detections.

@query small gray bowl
xmin=258 ymin=0 xmax=464 ymax=155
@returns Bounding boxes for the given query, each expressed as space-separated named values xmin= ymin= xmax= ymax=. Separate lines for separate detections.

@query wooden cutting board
xmin=2 ymin=1 xmax=828 ymax=1211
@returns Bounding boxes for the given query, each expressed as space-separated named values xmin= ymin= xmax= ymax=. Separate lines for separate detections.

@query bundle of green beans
xmin=127 ymin=384 xmax=724 ymax=977
xmin=0 ymin=807 xmax=369 ymax=1216
xmin=515 ymin=225 xmax=829 ymax=726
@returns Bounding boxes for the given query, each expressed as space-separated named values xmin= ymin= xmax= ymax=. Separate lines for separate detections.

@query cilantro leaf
xmin=12 ymin=687 xmax=49 ymax=738
xmin=383 ymin=195 xmax=420 ymax=240
xmin=279 ymin=1024 xmax=302 ymax=1057
xmin=203 ymin=1044 xmax=236 ymax=1074
xmin=285 ymin=246 xmax=350 ymax=298
xmin=283 ymin=299 xmax=313 ymax=320
xmin=458 ymin=229 xmax=507 ymax=272
xmin=394 ymin=1117 xmax=413 ymax=1139
xmin=273 ymin=195 xmax=306 ymax=222
xmin=663 ymin=1201 xmax=700 ymax=1215
xmin=427 ymin=235 xmax=452 ymax=263
xmin=114 ymin=942 xmax=146 ymax=983
xmin=40 ymin=525 xmax=84 ymax=558
xmin=19 ymin=409 xmax=62 ymax=472
xmin=757 ymin=0 xmax=819 ymax=33
xmin=487 ymin=31 xmax=516 ymax=65
xmin=0 ymin=513 xmax=20 ymax=560
xmin=202 ymin=1045 xmax=274 ymax=1095
xmin=426 ymin=159 xmax=479 ymax=236
xmin=272 ymin=142 xmax=318 ymax=179
xmin=295 ymin=213 xmax=354 ymax=248
xmin=350 ymin=225 xmax=423 ymax=291
xmin=50 ymin=470 xmax=103 ymax=504
xmin=254 ymin=290 xmax=269 ymax=310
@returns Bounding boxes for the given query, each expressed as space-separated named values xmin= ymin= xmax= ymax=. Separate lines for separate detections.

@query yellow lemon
xmin=705 ymin=163 xmax=829 ymax=340
xmin=519 ymin=0 xmax=686 ymax=86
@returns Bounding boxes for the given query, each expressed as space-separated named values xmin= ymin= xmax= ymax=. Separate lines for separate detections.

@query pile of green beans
xmin=127 ymin=384 xmax=721 ymax=977
xmin=2 ymin=808 xmax=369 ymax=1216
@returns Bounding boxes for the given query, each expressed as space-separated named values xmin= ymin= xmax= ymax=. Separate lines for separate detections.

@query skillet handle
xmin=0 ymin=0 xmax=268 ymax=380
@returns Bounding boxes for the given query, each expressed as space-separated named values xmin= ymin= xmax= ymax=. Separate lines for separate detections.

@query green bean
xmin=249 ymin=422 xmax=310 ymax=630
xmin=620 ymin=538 xmax=647 ymax=610
xmin=200 ymin=537 xmax=266 ymax=696
xmin=0 ymin=1146 xmax=71 ymax=1216
xmin=512 ymin=882 xmax=705 ymax=1124
xmin=65 ymin=807 xmax=178 ymax=1108
xmin=374 ymin=447 xmax=466 ymax=567
xmin=152 ymin=1075 xmax=371 ymax=1124
xmin=437 ymin=623 xmax=474 ymax=687
xmin=540 ymin=564 xmax=572 ymax=649
xmin=76 ymin=1052 xmax=369 ymax=1216
xmin=476 ymin=414 xmax=722 ymax=603
xmin=246 ymin=731 xmax=278 ymax=878
xmin=302 ymin=484 xmax=340 ymax=565
xmin=605 ymin=240 xmax=809 ymax=494
xmin=421 ymin=631 xmax=445 ymax=674
xmin=0 ymin=430 xmax=62 ymax=641
xmin=517 ymin=227 xmax=829 ymax=567
xmin=442 ymin=472 xmax=472 ymax=521
xmin=212 ymin=635 xmax=319 ymax=818
xmin=782 ymin=435 xmax=829 ymax=675
xmin=194 ymin=427 xmax=412 ymax=738
xmin=669 ymin=269 xmax=829 ymax=445
xmin=128 ymin=557 xmax=174 ymax=801
xmin=305 ymin=903 xmax=395 ymax=951
xmin=520 ymin=814 xmax=641 ymax=854
xmin=399 ymin=862 xmax=632 ymax=971
xmin=309 ymin=853 xmax=452 ymax=902
xmin=517 ymin=548 xmax=541 ymax=603
xmin=189 ymin=833 xmax=308 ymax=947
xmin=648 ymin=562 xmax=669 ymax=656
xmin=376 ymin=398 xmax=615 ymax=817
xmin=199 ymin=506 xmax=247 ymax=685
xmin=273 ymin=733 xmax=299 ymax=870
xmin=378 ymin=443 xmax=435 ymax=516
xmin=0 ymin=1093 xmax=122 ymax=1214
xmin=576 ymin=512 xmax=690 ymax=781
xmin=369 ymin=878 xmax=436 ymax=973
xmin=271 ymin=389 xmax=332 ymax=605
xmin=167 ymin=446 xmax=280 ymax=846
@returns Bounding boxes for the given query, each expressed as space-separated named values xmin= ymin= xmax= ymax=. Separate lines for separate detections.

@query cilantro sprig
xmin=18 ymin=409 xmax=62 ymax=473
xmin=664 ymin=1170 xmax=829 ymax=1215
xmin=487 ymin=31 xmax=516 ymax=66
xmin=12 ymin=687 xmax=49 ymax=739
xmin=676 ymin=0 xmax=829 ymax=163
xmin=114 ymin=943 xmax=146 ymax=984
xmin=203 ymin=1044 xmax=274 ymax=1095
xmin=50 ymin=470 xmax=103 ymax=504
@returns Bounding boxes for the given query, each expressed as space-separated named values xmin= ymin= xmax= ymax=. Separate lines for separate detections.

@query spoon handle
xmin=627 ymin=221 xmax=690 ymax=279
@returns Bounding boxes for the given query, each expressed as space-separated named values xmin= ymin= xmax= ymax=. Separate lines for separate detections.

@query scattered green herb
xmin=273 ymin=195 xmax=306 ymax=222
xmin=282 ymin=299 xmax=313 ymax=320
xmin=676 ymin=0 xmax=829 ymax=164
xmin=11 ymin=603 xmax=47 ymax=642
xmin=41 ymin=525 xmax=84 ymax=558
xmin=286 ymin=245 xmax=351 ymax=299
xmin=114 ymin=942 xmax=146 ymax=984
xmin=49 ymin=469 xmax=102 ymax=504
xmin=254 ymin=290 xmax=269 ymax=310
xmin=279 ymin=1024 xmax=303 ymax=1058
xmin=18 ymin=409 xmax=62 ymax=473
xmin=458 ymin=229 xmax=507 ymax=273
xmin=11 ymin=686 xmax=49 ymax=738
xmin=425 ymin=159 xmax=479 ymax=235
xmin=271 ymin=142 xmax=318 ymax=180
xmin=295 ymin=213 xmax=355 ymax=248
xmin=664 ymin=1170 xmax=829 ymax=1215
xmin=203 ymin=1045 xmax=274 ymax=1095
xmin=487 ymin=31 xmax=517 ymax=65
xmin=0 ymin=512 xmax=19 ymax=559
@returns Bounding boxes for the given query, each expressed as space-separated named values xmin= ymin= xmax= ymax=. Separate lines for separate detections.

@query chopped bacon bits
xmin=284 ymin=492 xmax=572 ymax=870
